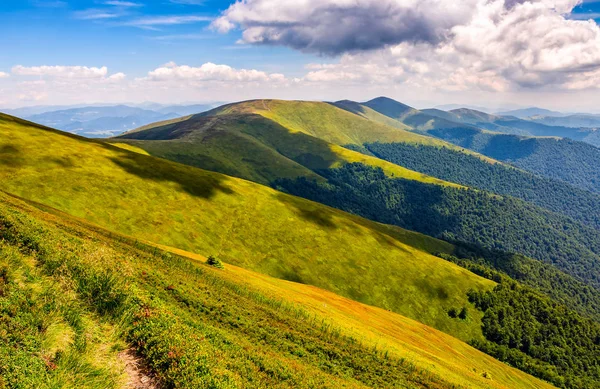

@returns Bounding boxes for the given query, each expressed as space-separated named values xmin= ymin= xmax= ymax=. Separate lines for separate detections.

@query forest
xmin=362 ymin=142 xmax=600 ymax=229
xmin=468 ymin=280 xmax=600 ymax=388
xmin=423 ymin=128 xmax=600 ymax=194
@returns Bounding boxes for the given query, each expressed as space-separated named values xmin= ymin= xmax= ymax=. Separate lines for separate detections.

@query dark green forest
xmin=274 ymin=163 xmax=600 ymax=289
xmin=439 ymin=246 xmax=600 ymax=322
xmin=360 ymin=142 xmax=600 ymax=229
xmin=468 ymin=280 xmax=600 ymax=388
xmin=423 ymin=128 xmax=600 ymax=194
xmin=438 ymin=251 xmax=600 ymax=388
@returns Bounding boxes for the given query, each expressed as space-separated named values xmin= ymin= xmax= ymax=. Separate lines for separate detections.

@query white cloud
xmin=143 ymin=62 xmax=287 ymax=83
xmin=74 ymin=8 xmax=123 ymax=20
xmin=104 ymin=1 xmax=143 ymax=7
xmin=214 ymin=0 xmax=600 ymax=92
xmin=0 ymin=72 xmax=9 ymax=79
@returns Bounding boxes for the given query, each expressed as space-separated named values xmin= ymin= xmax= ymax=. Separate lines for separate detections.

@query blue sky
xmin=2 ymin=0 xmax=600 ymax=111
xmin=0 ymin=0 xmax=314 ymax=78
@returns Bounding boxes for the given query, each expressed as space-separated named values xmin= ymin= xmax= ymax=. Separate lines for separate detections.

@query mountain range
xmin=1 ymin=96 xmax=600 ymax=388
xmin=0 ymin=103 xmax=217 ymax=137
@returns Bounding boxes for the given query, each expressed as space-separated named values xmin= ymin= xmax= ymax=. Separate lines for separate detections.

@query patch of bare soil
xmin=119 ymin=348 xmax=161 ymax=389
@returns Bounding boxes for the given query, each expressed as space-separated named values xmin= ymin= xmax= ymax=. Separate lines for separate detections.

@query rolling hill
xmin=1 ymin=104 xmax=216 ymax=138
xmin=115 ymin=112 xmax=459 ymax=187
xmin=0 ymin=187 xmax=556 ymax=389
xmin=2 ymin=111 xmax=599 ymax=387
xmin=0 ymin=112 xmax=491 ymax=342
xmin=117 ymin=101 xmax=600 ymax=291
xmin=336 ymin=97 xmax=600 ymax=194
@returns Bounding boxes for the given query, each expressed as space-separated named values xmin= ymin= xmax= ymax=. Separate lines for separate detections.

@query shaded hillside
xmin=427 ymin=127 xmax=600 ymax=194
xmin=275 ymin=163 xmax=600 ymax=290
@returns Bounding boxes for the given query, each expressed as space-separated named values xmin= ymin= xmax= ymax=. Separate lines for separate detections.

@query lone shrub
xmin=458 ymin=307 xmax=468 ymax=320
xmin=448 ymin=308 xmax=458 ymax=318
xmin=206 ymin=255 xmax=224 ymax=269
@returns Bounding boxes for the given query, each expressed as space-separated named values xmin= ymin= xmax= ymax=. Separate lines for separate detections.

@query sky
xmin=1 ymin=0 xmax=600 ymax=111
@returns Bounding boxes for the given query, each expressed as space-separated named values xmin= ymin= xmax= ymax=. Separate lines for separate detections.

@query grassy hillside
xmin=116 ymin=112 xmax=460 ymax=187
xmin=202 ymin=99 xmax=459 ymax=147
xmin=276 ymin=163 xmax=600 ymax=290
xmin=0 ymin=112 xmax=493 ymax=341
xmin=0 ymin=190 xmax=555 ymax=389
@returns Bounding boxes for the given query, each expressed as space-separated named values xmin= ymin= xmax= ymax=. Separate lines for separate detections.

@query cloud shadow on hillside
xmin=109 ymin=152 xmax=235 ymax=200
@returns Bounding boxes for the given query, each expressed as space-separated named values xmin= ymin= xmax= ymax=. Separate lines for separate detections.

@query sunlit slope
xmin=202 ymin=99 xmax=449 ymax=146
xmin=0 ymin=191 xmax=554 ymax=389
xmin=0 ymin=113 xmax=492 ymax=340
xmin=203 ymin=99 xmax=499 ymax=163
xmin=116 ymin=113 xmax=461 ymax=187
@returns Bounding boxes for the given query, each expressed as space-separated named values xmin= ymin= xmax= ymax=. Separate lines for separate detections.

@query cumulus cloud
xmin=0 ymin=72 xmax=9 ymax=79
xmin=213 ymin=0 xmax=479 ymax=55
xmin=143 ymin=62 xmax=286 ymax=83
xmin=215 ymin=0 xmax=600 ymax=91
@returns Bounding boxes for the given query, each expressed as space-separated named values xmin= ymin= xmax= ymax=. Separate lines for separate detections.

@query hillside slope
xmin=115 ymin=111 xmax=460 ymax=187
xmin=0 ymin=112 xmax=493 ymax=341
xmin=0 ymin=190 xmax=555 ymax=389
xmin=427 ymin=127 xmax=600 ymax=194
xmin=115 ymin=103 xmax=600 ymax=289
xmin=338 ymin=98 xmax=600 ymax=194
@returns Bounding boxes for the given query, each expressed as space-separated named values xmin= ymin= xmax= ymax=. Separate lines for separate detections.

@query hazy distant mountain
xmin=1 ymin=103 xmax=217 ymax=138
xmin=497 ymin=107 xmax=566 ymax=118
xmin=531 ymin=114 xmax=600 ymax=129
xmin=434 ymin=103 xmax=494 ymax=112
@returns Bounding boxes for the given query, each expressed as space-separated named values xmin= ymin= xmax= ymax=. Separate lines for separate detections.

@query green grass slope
xmin=0 ymin=190 xmax=554 ymax=389
xmin=0 ymin=112 xmax=492 ymax=341
xmin=115 ymin=111 xmax=460 ymax=187
xmin=201 ymin=99 xmax=456 ymax=147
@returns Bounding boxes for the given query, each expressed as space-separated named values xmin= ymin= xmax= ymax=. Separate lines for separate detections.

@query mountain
xmin=498 ymin=107 xmax=567 ymax=118
xmin=3 ymin=111 xmax=600 ymax=387
xmin=116 ymin=100 xmax=600 ymax=293
xmin=116 ymin=101 xmax=468 ymax=186
xmin=0 ymin=186 xmax=555 ymax=389
xmin=3 ymin=103 xmax=217 ymax=138
xmin=0 ymin=112 xmax=491 ymax=341
xmin=338 ymin=98 xmax=600 ymax=192
xmin=531 ymin=114 xmax=600 ymax=128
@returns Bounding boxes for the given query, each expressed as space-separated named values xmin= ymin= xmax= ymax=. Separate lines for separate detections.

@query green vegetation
xmin=115 ymin=112 xmax=457 ymax=187
xmin=424 ymin=127 xmax=600 ymax=194
xmin=0 ymin=191 xmax=553 ymax=389
xmin=469 ymin=281 xmax=600 ymax=388
xmin=275 ymin=163 xmax=600 ymax=289
xmin=336 ymin=97 xmax=600 ymax=194
xmin=438 ymin=247 xmax=600 ymax=322
xmin=363 ymin=142 xmax=600 ymax=228
xmin=0 ymin=112 xmax=493 ymax=342
xmin=202 ymin=99 xmax=464 ymax=149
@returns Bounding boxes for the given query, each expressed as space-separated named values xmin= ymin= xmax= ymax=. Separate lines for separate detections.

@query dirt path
xmin=119 ymin=348 xmax=161 ymax=389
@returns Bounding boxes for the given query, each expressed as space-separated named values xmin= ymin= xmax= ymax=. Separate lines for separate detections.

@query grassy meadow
xmin=0 ymin=190 xmax=554 ymax=389
xmin=0 ymin=113 xmax=490 ymax=341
